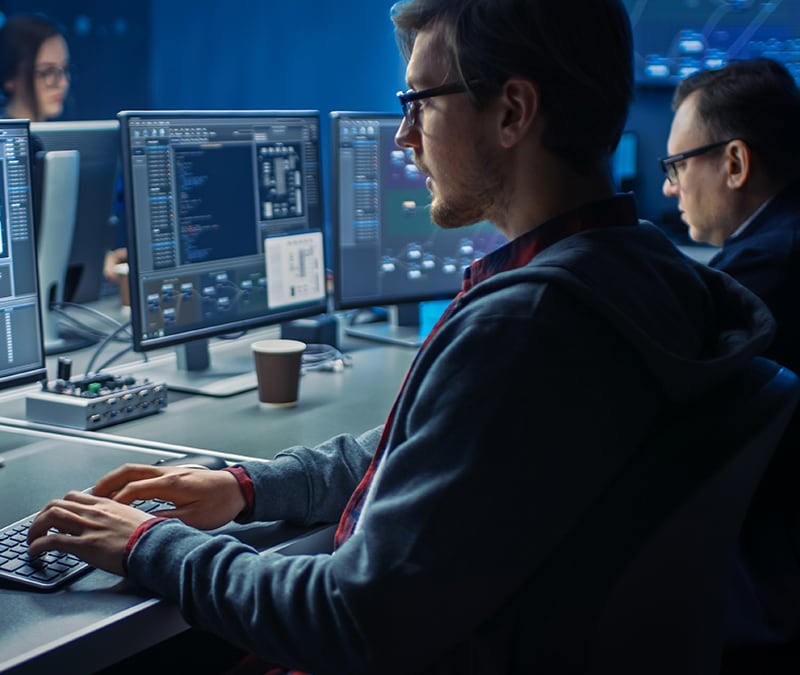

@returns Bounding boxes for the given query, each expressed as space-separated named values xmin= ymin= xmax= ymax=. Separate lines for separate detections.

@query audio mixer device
xmin=25 ymin=358 xmax=168 ymax=431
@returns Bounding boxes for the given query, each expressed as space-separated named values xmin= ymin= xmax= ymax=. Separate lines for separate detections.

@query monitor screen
xmin=118 ymin=110 xmax=327 ymax=396
xmin=30 ymin=120 xmax=120 ymax=305
xmin=330 ymin=111 xmax=506 ymax=347
xmin=0 ymin=120 xmax=47 ymax=389
xmin=625 ymin=0 xmax=800 ymax=86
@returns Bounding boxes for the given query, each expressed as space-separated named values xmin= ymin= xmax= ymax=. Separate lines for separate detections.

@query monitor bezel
xmin=118 ymin=109 xmax=328 ymax=354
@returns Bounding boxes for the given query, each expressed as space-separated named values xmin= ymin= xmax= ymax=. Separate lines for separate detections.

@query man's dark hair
xmin=0 ymin=14 xmax=62 ymax=120
xmin=391 ymin=0 xmax=634 ymax=169
xmin=672 ymin=59 xmax=800 ymax=184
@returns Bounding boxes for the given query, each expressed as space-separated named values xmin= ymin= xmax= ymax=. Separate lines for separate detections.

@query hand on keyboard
xmin=92 ymin=462 xmax=246 ymax=531
xmin=3 ymin=461 xmax=242 ymax=591
xmin=0 ymin=496 xmax=172 ymax=590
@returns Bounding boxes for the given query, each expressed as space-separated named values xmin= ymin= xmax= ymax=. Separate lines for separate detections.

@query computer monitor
xmin=118 ymin=110 xmax=327 ymax=397
xmin=0 ymin=119 xmax=48 ymax=389
xmin=30 ymin=120 xmax=120 ymax=304
xmin=330 ymin=111 xmax=506 ymax=348
xmin=624 ymin=0 xmax=800 ymax=86
xmin=30 ymin=148 xmax=86 ymax=355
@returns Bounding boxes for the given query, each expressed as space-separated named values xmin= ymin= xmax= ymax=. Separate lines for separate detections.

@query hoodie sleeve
xmin=234 ymin=425 xmax=383 ymax=525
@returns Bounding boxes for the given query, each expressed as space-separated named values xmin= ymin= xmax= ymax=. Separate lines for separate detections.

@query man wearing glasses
xmin=662 ymin=59 xmax=800 ymax=674
xmin=661 ymin=58 xmax=800 ymax=375
xmin=27 ymin=1 xmax=779 ymax=673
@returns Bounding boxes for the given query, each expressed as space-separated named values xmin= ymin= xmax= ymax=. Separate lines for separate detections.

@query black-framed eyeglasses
xmin=35 ymin=64 xmax=71 ymax=88
xmin=396 ymin=81 xmax=470 ymax=127
xmin=659 ymin=139 xmax=737 ymax=185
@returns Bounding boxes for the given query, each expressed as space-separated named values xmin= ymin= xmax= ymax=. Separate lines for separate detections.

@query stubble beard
xmin=427 ymin=145 xmax=507 ymax=230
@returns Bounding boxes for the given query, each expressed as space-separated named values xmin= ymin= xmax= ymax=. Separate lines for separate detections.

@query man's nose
xmin=662 ymin=177 xmax=679 ymax=198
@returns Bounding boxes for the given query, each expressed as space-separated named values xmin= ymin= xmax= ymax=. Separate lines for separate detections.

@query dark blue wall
xmin=628 ymin=87 xmax=680 ymax=233
xmin=148 ymin=1 xmax=404 ymax=113
xmin=2 ymin=0 xmax=680 ymax=231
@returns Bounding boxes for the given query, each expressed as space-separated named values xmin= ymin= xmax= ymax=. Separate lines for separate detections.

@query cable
xmin=301 ymin=343 xmax=353 ymax=373
xmin=50 ymin=304 xmax=132 ymax=343
xmin=92 ymin=344 xmax=138 ymax=374
xmin=58 ymin=301 xmax=129 ymax=332
xmin=83 ymin=320 xmax=148 ymax=375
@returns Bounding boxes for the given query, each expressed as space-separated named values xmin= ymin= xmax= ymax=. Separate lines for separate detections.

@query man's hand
xmin=102 ymin=247 xmax=127 ymax=282
xmin=27 ymin=492 xmax=154 ymax=576
xmin=92 ymin=463 xmax=247 ymax=530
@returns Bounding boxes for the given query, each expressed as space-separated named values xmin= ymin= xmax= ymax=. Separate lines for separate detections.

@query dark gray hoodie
xmin=130 ymin=218 xmax=775 ymax=674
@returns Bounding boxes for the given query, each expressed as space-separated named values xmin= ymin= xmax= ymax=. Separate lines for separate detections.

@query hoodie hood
xmin=466 ymin=221 xmax=775 ymax=403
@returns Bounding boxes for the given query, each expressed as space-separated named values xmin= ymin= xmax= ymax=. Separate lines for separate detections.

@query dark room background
xmin=0 ymin=0 xmax=680 ymax=234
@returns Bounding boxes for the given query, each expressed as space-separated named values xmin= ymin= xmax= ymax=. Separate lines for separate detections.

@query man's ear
xmin=496 ymin=78 xmax=539 ymax=149
xmin=726 ymin=140 xmax=751 ymax=190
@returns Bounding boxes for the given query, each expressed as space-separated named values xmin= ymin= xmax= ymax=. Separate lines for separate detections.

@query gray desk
xmin=0 ymin=427 xmax=340 ymax=674
xmin=0 ymin=317 xmax=417 ymax=674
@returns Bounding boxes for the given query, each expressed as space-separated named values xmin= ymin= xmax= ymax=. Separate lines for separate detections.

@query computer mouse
xmin=153 ymin=453 xmax=228 ymax=470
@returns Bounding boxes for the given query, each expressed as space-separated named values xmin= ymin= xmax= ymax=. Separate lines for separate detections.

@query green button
xmin=88 ymin=382 xmax=102 ymax=394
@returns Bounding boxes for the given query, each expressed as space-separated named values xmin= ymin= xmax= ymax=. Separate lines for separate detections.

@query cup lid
xmin=251 ymin=338 xmax=306 ymax=354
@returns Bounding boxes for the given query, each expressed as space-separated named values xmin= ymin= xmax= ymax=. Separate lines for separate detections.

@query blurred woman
xmin=0 ymin=14 xmax=69 ymax=121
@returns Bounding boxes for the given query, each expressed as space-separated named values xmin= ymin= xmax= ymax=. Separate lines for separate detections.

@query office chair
xmin=720 ymin=389 xmax=800 ymax=673
xmin=511 ymin=356 xmax=800 ymax=675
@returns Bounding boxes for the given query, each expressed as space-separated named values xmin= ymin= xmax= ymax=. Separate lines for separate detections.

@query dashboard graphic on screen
xmin=625 ymin=0 xmax=800 ymax=86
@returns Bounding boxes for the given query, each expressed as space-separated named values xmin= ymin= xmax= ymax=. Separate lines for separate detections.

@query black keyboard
xmin=0 ymin=498 xmax=173 ymax=590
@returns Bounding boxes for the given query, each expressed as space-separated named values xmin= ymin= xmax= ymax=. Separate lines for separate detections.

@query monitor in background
xmin=30 ymin=120 xmax=120 ymax=305
xmin=0 ymin=120 xmax=48 ymax=389
xmin=118 ymin=110 xmax=327 ymax=397
xmin=624 ymin=0 xmax=800 ymax=86
xmin=330 ymin=111 xmax=506 ymax=348
xmin=612 ymin=130 xmax=638 ymax=192
xmin=30 ymin=149 xmax=92 ymax=354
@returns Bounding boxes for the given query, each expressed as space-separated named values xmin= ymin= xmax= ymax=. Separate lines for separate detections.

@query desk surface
xmin=0 ymin=307 xmax=416 ymax=674
xmin=0 ymin=319 xmax=415 ymax=459
xmin=0 ymin=426 xmax=337 ymax=674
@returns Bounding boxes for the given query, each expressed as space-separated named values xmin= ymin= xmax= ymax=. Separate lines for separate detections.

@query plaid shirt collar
xmin=462 ymin=193 xmax=638 ymax=292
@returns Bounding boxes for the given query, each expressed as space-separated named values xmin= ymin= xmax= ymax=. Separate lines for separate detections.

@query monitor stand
xmin=344 ymin=302 xmax=430 ymax=348
xmin=135 ymin=338 xmax=258 ymax=397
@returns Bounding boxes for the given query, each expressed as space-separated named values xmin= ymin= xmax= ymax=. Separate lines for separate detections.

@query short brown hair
xmin=391 ymin=0 xmax=634 ymax=168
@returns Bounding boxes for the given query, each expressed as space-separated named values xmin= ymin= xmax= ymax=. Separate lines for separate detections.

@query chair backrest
xmin=725 ymin=388 xmax=800 ymax=652
xmin=514 ymin=357 xmax=800 ymax=674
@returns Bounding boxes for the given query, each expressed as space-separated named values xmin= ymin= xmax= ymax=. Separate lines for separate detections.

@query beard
xmin=425 ymin=141 xmax=507 ymax=230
